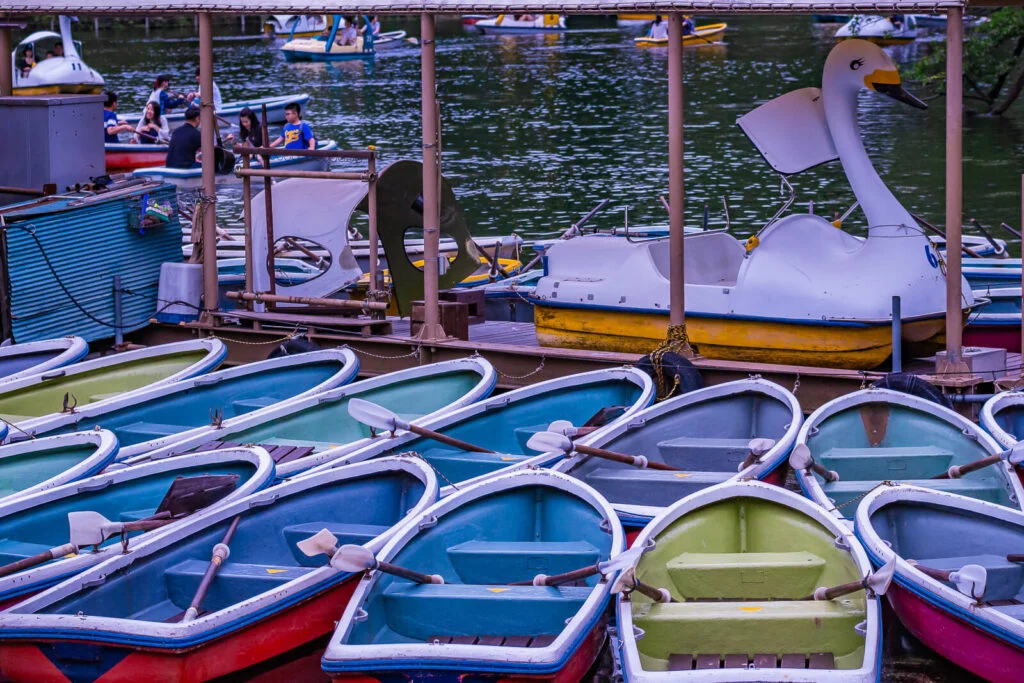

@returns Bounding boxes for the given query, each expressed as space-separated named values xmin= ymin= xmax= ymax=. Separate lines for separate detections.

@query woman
xmin=146 ymin=75 xmax=187 ymax=115
xmin=133 ymin=101 xmax=170 ymax=144
xmin=16 ymin=46 xmax=35 ymax=76
xmin=235 ymin=107 xmax=264 ymax=149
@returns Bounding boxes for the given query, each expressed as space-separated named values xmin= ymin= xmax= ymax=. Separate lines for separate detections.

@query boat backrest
xmin=649 ymin=232 xmax=743 ymax=286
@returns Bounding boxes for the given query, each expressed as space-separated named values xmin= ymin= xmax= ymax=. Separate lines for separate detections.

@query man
xmin=187 ymin=66 xmax=223 ymax=111
xmin=270 ymin=102 xmax=316 ymax=151
xmin=682 ymin=15 xmax=696 ymax=36
xmin=165 ymin=107 xmax=203 ymax=168
xmin=102 ymin=92 xmax=134 ymax=144
xmin=53 ymin=42 xmax=64 ymax=57
xmin=336 ymin=16 xmax=358 ymax=46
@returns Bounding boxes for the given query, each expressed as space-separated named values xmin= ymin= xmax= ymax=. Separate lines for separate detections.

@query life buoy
xmin=871 ymin=372 xmax=951 ymax=408
xmin=268 ymin=337 xmax=321 ymax=359
xmin=636 ymin=351 xmax=703 ymax=399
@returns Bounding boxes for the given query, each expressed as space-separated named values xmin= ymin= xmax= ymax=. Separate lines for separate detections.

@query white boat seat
xmin=446 ymin=540 xmax=600 ymax=584
xmin=649 ymin=232 xmax=743 ymax=286
xmin=584 ymin=468 xmax=733 ymax=507
xmin=818 ymin=446 xmax=954 ymax=481
xmin=282 ymin=521 xmax=391 ymax=565
xmin=165 ymin=559 xmax=315 ymax=613
xmin=917 ymin=554 xmax=1024 ymax=602
xmin=655 ymin=437 xmax=755 ymax=471
xmin=666 ymin=551 xmax=826 ymax=600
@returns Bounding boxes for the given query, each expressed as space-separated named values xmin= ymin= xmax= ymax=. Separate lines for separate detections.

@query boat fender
xmin=871 ymin=373 xmax=951 ymax=408
xmin=635 ymin=352 xmax=702 ymax=397
xmin=267 ymin=337 xmax=321 ymax=358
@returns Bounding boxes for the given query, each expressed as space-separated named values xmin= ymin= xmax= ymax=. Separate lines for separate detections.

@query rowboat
xmin=0 ymin=336 xmax=88 ymax=383
xmin=10 ymin=18 xmax=103 ymax=96
xmin=0 ymin=431 xmax=118 ymax=503
xmin=551 ymin=378 xmax=801 ymax=527
xmin=130 ymin=358 xmax=496 ymax=479
xmin=105 ymin=142 xmax=168 ymax=172
xmin=158 ymin=94 xmax=310 ymax=130
xmin=613 ymin=480 xmax=882 ymax=682
xmin=321 ymin=468 xmax=624 ymax=680
xmin=16 ymin=348 xmax=360 ymax=462
xmin=132 ymin=140 xmax=337 ymax=189
xmin=855 ymin=484 xmax=1024 ymax=683
xmin=836 ymin=15 xmax=918 ymax=44
xmin=302 ymin=367 xmax=656 ymax=492
xmin=374 ymin=30 xmax=412 ymax=49
xmin=0 ymin=339 xmax=226 ymax=426
xmin=966 ymin=287 xmax=1022 ymax=352
xmin=981 ymin=389 xmax=1024 ymax=449
xmin=964 ymin=259 xmax=1022 ymax=288
xmin=793 ymin=387 xmax=1024 ymax=519
xmin=0 ymin=456 xmax=437 ymax=683
xmin=476 ymin=14 xmax=568 ymax=34
xmin=0 ymin=446 xmax=274 ymax=606
xmin=633 ymin=23 xmax=728 ymax=46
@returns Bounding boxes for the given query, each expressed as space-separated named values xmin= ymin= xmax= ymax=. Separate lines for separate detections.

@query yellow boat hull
xmin=534 ymin=305 xmax=946 ymax=369
xmin=836 ymin=35 xmax=915 ymax=45
xmin=13 ymin=84 xmax=102 ymax=96
xmin=634 ymin=23 xmax=727 ymax=47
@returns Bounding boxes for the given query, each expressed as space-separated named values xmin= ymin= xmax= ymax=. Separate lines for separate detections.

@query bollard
xmin=892 ymin=295 xmax=902 ymax=373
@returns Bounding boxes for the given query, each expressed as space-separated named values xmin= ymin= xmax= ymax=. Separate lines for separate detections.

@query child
xmin=270 ymin=102 xmax=316 ymax=151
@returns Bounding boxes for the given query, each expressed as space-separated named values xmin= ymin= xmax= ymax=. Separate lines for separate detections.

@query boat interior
xmin=564 ymin=391 xmax=792 ymax=511
xmin=990 ymin=403 xmax=1024 ymax=443
xmin=345 ymin=484 xmax=612 ymax=647
xmin=404 ymin=380 xmax=647 ymax=484
xmin=870 ymin=500 xmax=1024 ymax=618
xmin=649 ymin=231 xmax=746 ymax=287
xmin=42 ymin=470 xmax=426 ymax=623
xmin=806 ymin=401 xmax=1016 ymax=512
xmin=0 ymin=349 xmax=66 ymax=379
xmin=631 ymin=496 xmax=867 ymax=672
xmin=0 ymin=442 xmax=104 ymax=500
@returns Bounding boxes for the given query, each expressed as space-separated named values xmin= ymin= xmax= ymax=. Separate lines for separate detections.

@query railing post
xmin=418 ymin=13 xmax=445 ymax=340
xmin=198 ymin=13 xmax=218 ymax=323
xmin=942 ymin=7 xmax=965 ymax=374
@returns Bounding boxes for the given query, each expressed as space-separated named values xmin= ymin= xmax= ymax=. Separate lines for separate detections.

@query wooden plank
xmin=696 ymin=654 xmax=721 ymax=669
xmin=476 ymin=636 xmax=504 ymax=646
xmin=274 ymin=445 xmax=316 ymax=465
xmin=724 ymin=654 xmax=749 ymax=668
xmin=504 ymin=636 xmax=531 ymax=647
xmin=530 ymin=635 xmax=556 ymax=648
xmin=452 ymin=636 xmax=477 ymax=645
xmin=752 ymin=654 xmax=778 ymax=669
xmin=428 ymin=635 xmax=453 ymax=644
xmin=781 ymin=654 xmax=808 ymax=669
xmin=809 ymin=652 xmax=836 ymax=669
xmin=667 ymin=654 xmax=693 ymax=671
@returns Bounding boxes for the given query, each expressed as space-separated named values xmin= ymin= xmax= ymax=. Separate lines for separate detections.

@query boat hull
xmin=964 ymin=324 xmax=1021 ymax=353
xmin=634 ymin=24 xmax=727 ymax=46
xmin=105 ymin=146 xmax=168 ymax=172
xmin=534 ymin=303 xmax=945 ymax=369
xmin=12 ymin=83 xmax=102 ymax=96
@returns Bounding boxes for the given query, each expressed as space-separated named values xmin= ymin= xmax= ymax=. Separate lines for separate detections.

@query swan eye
xmin=850 ymin=59 xmax=864 ymax=71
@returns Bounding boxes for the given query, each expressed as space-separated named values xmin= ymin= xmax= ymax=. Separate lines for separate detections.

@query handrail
xmin=235 ymin=146 xmax=375 ymax=160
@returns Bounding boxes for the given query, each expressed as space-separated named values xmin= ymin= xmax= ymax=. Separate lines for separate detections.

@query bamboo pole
xmin=198 ymin=13 xmax=218 ymax=323
xmin=418 ymin=13 xmax=445 ymax=341
xmin=234 ymin=169 xmax=369 ymax=181
xmin=226 ymin=291 xmax=387 ymax=311
xmin=944 ymin=7 xmax=964 ymax=369
xmin=668 ymin=15 xmax=687 ymax=334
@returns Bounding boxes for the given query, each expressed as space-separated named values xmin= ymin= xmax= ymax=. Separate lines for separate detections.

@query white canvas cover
xmin=736 ymin=87 xmax=838 ymax=175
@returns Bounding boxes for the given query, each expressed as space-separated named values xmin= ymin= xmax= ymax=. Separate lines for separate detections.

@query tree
xmin=908 ymin=9 xmax=1024 ymax=116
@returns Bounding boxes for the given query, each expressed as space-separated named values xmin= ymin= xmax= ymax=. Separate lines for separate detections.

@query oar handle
xmin=808 ymin=461 xmax=840 ymax=482
xmin=805 ymin=578 xmax=866 ymax=601
xmin=934 ymin=454 xmax=1000 ymax=479
xmin=408 ymin=424 xmax=494 ymax=454
xmin=910 ymin=563 xmax=951 ymax=582
xmin=633 ymin=579 xmax=674 ymax=603
xmin=1008 ymin=554 xmax=1024 ymax=563
xmin=123 ymin=517 xmax=175 ymax=534
xmin=0 ymin=543 xmax=75 ymax=579
xmin=378 ymin=560 xmax=442 ymax=584
xmin=182 ymin=516 xmax=242 ymax=623
xmin=575 ymin=443 xmax=678 ymax=471
xmin=510 ymin=563 xmax=599 ymax=587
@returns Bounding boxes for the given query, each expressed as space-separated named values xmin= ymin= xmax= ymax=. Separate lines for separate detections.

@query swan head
xmin=824 ymin=39 xmax=926 ymax=110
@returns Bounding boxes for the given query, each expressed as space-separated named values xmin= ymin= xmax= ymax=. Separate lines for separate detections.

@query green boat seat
xmin=655 ymin=437 xmax=754 ymax=471
xmin=633 ymin=600 xmax=864 ymax=663
xmin=0 ymin=538 xmax=52 ymax=565
xmin=514 ymin=424 xmax=552 ymax=452
xmin=818 ymin=446 xmax=954 ymax=480
xmin=87 ymin=392 xmax=123 ymax=403
xmin=229 ymin=397 xmax=279 ymax=415
xmin=584 ymin=468 xmax=733 ymax=507
xmin=917 ymin=554 xmax=1024 ymax=602
xmin=0 ymin=413 xmax=34 ymax=425
xmin=822 ymin=478 xmax=1009 ymax=513
xmin=420 ymin=448 xmax=528 ymax=484
xmin=382 ymin=583 xmax=590 ymax=641
xmin=667 ymin=652 xmax=836 ymax=670
xmin=282 ymin=521 xmax=392 ymax=566
xmin=166 ymin=559 xmax=315 ymax=613
xmin=666 ymin=551 xmax=826 ymax=600
xmin=446 ymin=540 xmax=601 ymax=584
xmin=116 ymin=421 xmax=189 ymax=443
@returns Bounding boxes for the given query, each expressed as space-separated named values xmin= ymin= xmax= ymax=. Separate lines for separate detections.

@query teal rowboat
xmin=0 ymin=336 xmax=88 ymax=383
xmin=0 ymin=456 xmax=438 ymax=683
xmin=0 ymin=431 xmax=118 ymax=503
xmin=0 ymin=447 xmax=275 ymax=605
xmin=14 ymin=349 xmax=360 ymax=462
xmin=981 ymin=390 xmax=1024 ymax=449
xmin=321 ymin=469 xmax=624 ymax=680
xmin=303 ymin=367 xmax=655 ymax=492
xmin=129 ymin=358 xmax=497 ymax=478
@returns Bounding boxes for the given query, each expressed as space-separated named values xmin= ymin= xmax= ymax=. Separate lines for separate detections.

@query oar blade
xmin=600 ymin=545 xmax=645 ymax=575
xmin=748 ymin=438 xmax=776 ymax=458
xmin=296 ymin=529 xmax=339 ymax=558
xmin=546 ymin=420 xmax=576 ymax=436
xmin=526 ymin=430 xmax=573 ymax=454
xmin=866 ymin=557 xmax=897 ymax=596
xmin=789 ymin=444 xmax=812 ymax=470
xmin=68 ymin=511 xmax=115 ymax=547
xmin=348 ymin=398 xmax=405 ymax=432
xmin=610 ymin=566 xmax=637 ymax=595
xmin=331 ymin=544 xmax=377 ymax=573
xmin=951 ymin=564 xmax=987 ymax=600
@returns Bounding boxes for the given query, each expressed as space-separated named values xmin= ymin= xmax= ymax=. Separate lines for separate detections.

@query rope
xmin=210 ymin=329 xmax=302 ymax=346
xmin=399 ymin=450 xmax=459 ymax=491
xmin=648 ymin=324 xmax=694 ymax=401
xmin=831 ymin=480 xmax=898 ymax=514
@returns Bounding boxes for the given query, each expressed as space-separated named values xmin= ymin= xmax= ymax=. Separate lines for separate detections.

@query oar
xmin=68 ymin=510 xmax=176 ymax=548
xmin=738 ymin=438 xmax=777 ymax=471
xmin=509 ymin=545 xmax=645 ymax=587
xmin=803 ymin=557 xmax=896 ymax=600
xmin=180 ymin=515 xmax=241 ymax=622
xmin=347 ymin=398 xmax=495 ymax=453
xmin=559 ymin=198 xmax=610 ymax=239
xmin=932 ymin=443 xmax=1024 ymax=480
xmin=969 ymin=218 xmax=1002 ymax=255
xmin=1000 ymin=222 xmax=1023 ymax=240
xmin=911 ymin=212 xmax=982 ymax=258
xmin=526 ymin=430 xmax=679 ymax=471
xmin=297 ymin=530 xmax=444 ymax=584
xmin=789 ymin=444 xmax=840 ymax=483
xmin=908 ymin=560 xmax=987 ymax=600
xmin=133 ymin=129 xmax=164 ymax=144
xmin=0 ymin=542 xmax=78 ymax=579
xmin=1007 ymin=554 xmax=1024 ymax=563
xmin=610 ymin=567 xmax=674 ymax=603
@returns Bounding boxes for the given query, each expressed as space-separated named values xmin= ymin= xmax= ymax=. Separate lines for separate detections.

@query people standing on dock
xmin=134 ymin=101 xmax=170 ymax=144
xmin=235 ymin=108 xmax=264 ymax=149
xmin=102 ymin=92 xmax=135 ymax=143
xmin=165 ymin=107 xmax=203 ymax=168
xmin=648 ymin=15 xmax=669 ymax=40
xmin=147 ymin=75 xmax=188 ymax=115
xmin=16 ymin=46 xmax=35 ymax=76
xmin=270 ymin=102 xmax=316 ymax=151
xmin=187 ymin=66 xmax=223 ymax=111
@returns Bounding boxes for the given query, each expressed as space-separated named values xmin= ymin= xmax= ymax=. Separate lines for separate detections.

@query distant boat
xmin=476 ymin=14 xmax=568 ymax=35
xmin=137 ymin=94 xmax=310 ymax=131
xmin=836 ymin=15 xmax=918 ymax=44
xmin=264 ymin=14 xmax=329 ymax=38
xmin=281 ymin=15 xmax=376 ymax=62
xmin=0 ymin=336 xmax=88 ymax=383
xmin=105 ymin=142 xmax=168 ymax=172
xmin=10 ymin=17 xmax=103 ymax=96
xmin=634 ymin=23 xmax=728 ymax=47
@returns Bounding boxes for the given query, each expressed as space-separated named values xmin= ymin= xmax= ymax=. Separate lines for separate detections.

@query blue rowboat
xmin=613 ymin=480 xmax=882 ymax=682
xmin=0 ymin=456 xmax=437 ymax=683
xmin=132 ymin=358 xmax=496 ymax=478
xmin=14 ymin=348 xmax=359 ymax=462
xmin=965 ymin=287 xmax=1021 ymax=352
xmin=0 ymin=447 xmax=274 ymax=605
xmin=0 ymin=339 xmax=226 ymax=427
xmin=0 ymin=337 xmax=88 ymax=383
xmin=794 ymin=387 xmax=1024 ymax=518
xmin=855 ymin=484 xmax=1024 ymax=683
xmin=302 ymin=367 xmax=656 ymax=492
xmin=0 ymin=431 xmax=118 ymax=503
xmin=983 ymin=390 xmax=1024 ymax=449
xmin=551 ymin=378 xmax=801 ymax=527
xmin=321 ymin=468 xmax=624 ymax=680
xmin=157 ymin=94 xmax=310 ymax=130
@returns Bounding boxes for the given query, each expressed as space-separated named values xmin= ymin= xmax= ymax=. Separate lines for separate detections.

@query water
xmin=85 ymin=15 xmax=1024 ymax=246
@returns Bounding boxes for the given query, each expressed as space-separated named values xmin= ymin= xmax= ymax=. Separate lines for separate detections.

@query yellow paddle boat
xmin=634 ymin=23 xmax=728 ymax=47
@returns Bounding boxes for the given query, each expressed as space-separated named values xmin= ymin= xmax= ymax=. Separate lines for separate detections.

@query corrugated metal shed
xmin=1 ymin=184 xmax=183 ymax=343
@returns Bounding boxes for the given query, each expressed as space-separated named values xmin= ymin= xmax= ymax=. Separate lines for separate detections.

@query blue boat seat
xmin=420 ymin=448 xmax=528 ymax=484
xmin=655 ymin=437 xmax=754 ymax=471
xmin=382 ymin=583 xmax=590 ymax=641
xmin=0 ymin=538 xmax=52 ymax=565
xmin=229 ymin=397 xmax=279 ymax=415
xmin=446 ymin=540 xmax=601 ymax=585
xmin=584 ymin=468 xmax=733 ymax=508
xmin=116 ymin=421 xmax=189 ymax=443
xmin=514 ymin=424 xmax=552 ymax=452
xmin=989 ymin=603 xmax=1024 ymax=621
xmin=822 ymin=479 xmax=1008 ymax=514
xmin=165 ymin=559 xmax=315 ymax=612
xmin=818 ymin=446 xmax=954 ymax=481
xmin=282 ymin=521 xmax=392 ymax=566
xmin=917 ymin=554 xmax=1024 ymax=602
xmin=666 ymin=551 xmax=826 ymax=600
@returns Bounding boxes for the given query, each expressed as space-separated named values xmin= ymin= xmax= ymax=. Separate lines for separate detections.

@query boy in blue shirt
xmin=270 ymin=103 xmax=316 ymax=151
xmin=102 ymin=92 xmax=134 ymax=143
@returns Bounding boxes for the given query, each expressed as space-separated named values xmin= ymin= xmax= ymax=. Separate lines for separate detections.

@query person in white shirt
xmin=134 ymin=101 xmax=170 ymax=144
xmin=187 ymin=66 xmax=223 ymax=111
xmin=337 ymin=16 xmax=359 ymax=46
xmin=648 ymin=15 xmax=669 ymax=40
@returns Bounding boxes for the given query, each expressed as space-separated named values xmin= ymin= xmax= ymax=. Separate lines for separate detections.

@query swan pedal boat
xmin=0 ymin=446 xmax=274 ymax=607
xmin=550 ymin=378 xmax=801 ymax=528
xmin=0 ymin=337 xmax=88 ymax=383
xmin=612 ymin=480 xmax=881 ymax=682
xmin=794 ymin=387 xmax=1024 ymax=519
xmin=281 ymin=35 xmax=374 ymax=62
xmin=0 ymin=431 xmax=118 ymax=504
xmin=320 ymin=469 xmax=624 ymax=681
xmin=855 ymin=484 xmax=1024 ymax=683
xmin=476 ymin=14 xmax=568 ymax=34
xmin=982 ymin=389 xmax=1024 ymax=449
xmin=835 ymin=15 xmax=919 ymax=44
xmin=299 ymin=367 xmax=655 ymax=493
xmin=0 ymin=456 xmax=438 ymax=683
xmin=129 ymin=358 xmax=496 ymax=479
xmin=530 ymin=41 xmax=967 ymax=370
xmin=14 ymin=349 xmax=359 ymax=463
xmin=264 ymin=14 xmax=329 ymax=38
xmin=10 ymin=19 xmax=103 ymax=96
xmin=634 ymin=23 xmax=728 ymax=47
xmin=0 ymin=339 xmax=226 ymax=427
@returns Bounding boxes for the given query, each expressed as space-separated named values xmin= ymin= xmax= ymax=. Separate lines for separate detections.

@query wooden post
xmin=943 ymin=7 xmax=964 ymax=369
xmin=667 ymin=14 xmax=693 ymax=356
xmin=198 ymin=13 xmax=218 ymax=323
xmin=0 ymin=27 xmax=12 ymax=97
xmin=418 ymin=13 xmax=445 ymax=340
xmin=367 ymin=148 xmax=381 ymax=294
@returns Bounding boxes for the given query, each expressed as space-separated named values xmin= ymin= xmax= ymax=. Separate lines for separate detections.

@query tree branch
xmin=992 ymin=62 xmax=1024 ymax=115
xmin=986 ymin=36 xmax=1024 ymax=102
xmin=965 ymin=73 xmax=994 ymax=103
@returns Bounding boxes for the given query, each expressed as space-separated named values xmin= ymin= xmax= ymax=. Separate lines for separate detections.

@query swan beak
xmin=866 ymin=68 xmax=927 ymax=110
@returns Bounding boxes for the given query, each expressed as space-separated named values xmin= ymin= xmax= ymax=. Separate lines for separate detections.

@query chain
xmin=399 ymin=450 xmax=459 ymax=491
xmin=831 ymin=480 xmax=897 ymax=513
xmin=495 ymin=356 xmax=546 ymax=380
xmin=792 ymin=373 xmax=800 ymax=395
xmin=353 ymin=346 xmax=422 ymax=361
xmin=211 ymin=329 xmax=302 ymax=346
